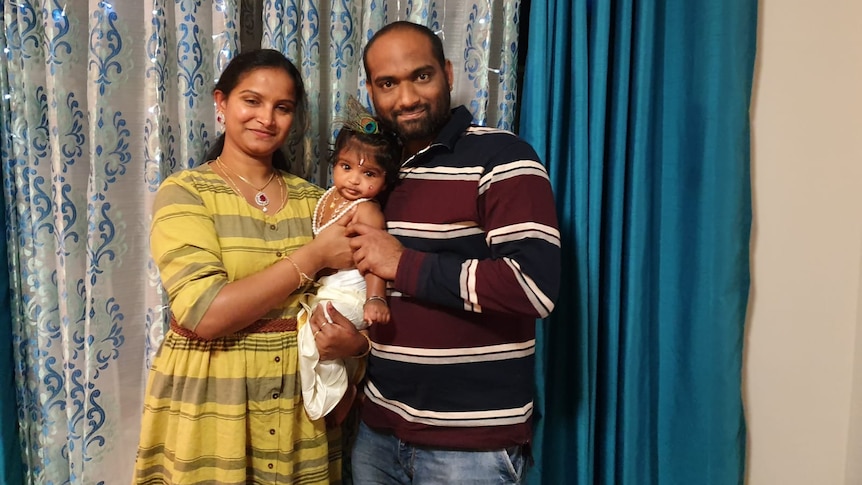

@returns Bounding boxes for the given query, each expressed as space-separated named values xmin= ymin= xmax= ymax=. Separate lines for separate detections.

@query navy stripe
xmin=367 ymin=354 xmax=534 ymax=413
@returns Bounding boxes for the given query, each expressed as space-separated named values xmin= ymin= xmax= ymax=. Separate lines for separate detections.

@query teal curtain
xmin=0 ymin=8 xmax=22 ymax=478
xmin=0 ymin=196 xmax=22 ymax=485
xmin=521 ymin=1 xmax=756 ymax=484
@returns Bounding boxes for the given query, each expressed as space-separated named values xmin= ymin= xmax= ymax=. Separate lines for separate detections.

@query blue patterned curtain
xmin=0 ymin=1 xmax=238 ymax=482
xmin=260 ymin=0 xmax=521 ymax=185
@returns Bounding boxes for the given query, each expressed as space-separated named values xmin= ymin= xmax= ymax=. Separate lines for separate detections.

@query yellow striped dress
xmin=133 ymin=163 xmax=341 ymax=484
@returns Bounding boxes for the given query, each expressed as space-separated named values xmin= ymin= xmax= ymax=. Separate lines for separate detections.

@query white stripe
xmin=491 ymin=229 xmax=562 ymax=247
xmin=465 ymin=126 xmax=514 ymax=136
xmin=401 ymin=165 xmax=483 ymax=181
xmin=478 ymin=160 xmax=549 ymax=195
xmin=364 ymin=381 xmax=533 ymax=427
xmin=374 ymin=340 xmax=535 ymax=357
xmin=387 ymin=221 xmax=484 ymax=239
xmin=487 ymin=222 xmax=561 ymax=247
xmin=403 ymin=172 xmax=478 ymax=181
xmin=460 ymin=260 xmax=471 ymax=312
xmin=387 ymin=221 xmax=480 ymax=232
xmin=460 ymin=259 xmax=481 ymax=312
xmin=504 ymin=257 xmax=555 ymax=317
xmin=373 ymin=346 xmax=534 ymax=365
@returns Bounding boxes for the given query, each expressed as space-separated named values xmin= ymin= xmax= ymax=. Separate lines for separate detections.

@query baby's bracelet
xmin=283 ymin=255 xmax=312 ymax=290
xmin=355 ymin=332 xmax=372 ymax=358
xmin=364 ymin=295 xmax=388 ymax=307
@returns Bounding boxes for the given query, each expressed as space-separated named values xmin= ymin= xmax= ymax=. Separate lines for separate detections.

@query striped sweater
xmin=362 ymin=106 xmax=561 ymax=450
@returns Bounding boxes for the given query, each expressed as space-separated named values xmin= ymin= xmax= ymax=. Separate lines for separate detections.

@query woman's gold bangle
xmin=284 ymin=255 xmax=312 ymax=290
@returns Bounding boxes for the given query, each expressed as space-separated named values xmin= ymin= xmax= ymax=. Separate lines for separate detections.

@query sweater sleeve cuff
xmin=394 ymin=248 xmax=425 ymax=297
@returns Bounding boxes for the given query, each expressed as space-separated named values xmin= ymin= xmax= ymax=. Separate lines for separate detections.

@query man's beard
xmin=382 ymin=90 xmax=451 ymax=143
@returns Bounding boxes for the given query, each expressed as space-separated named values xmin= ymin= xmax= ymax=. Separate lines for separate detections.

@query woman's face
xmin=332 ymin=139 xmax=387 ymax=201
xmin=215 ymin=67 xmax=297 ymax=160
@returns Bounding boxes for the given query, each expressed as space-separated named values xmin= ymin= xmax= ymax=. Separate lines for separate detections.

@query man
xmin=312 ymin=21 xmax=561 ymax=484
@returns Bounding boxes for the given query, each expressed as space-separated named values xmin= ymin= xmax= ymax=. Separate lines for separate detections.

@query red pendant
xmin=254 ymin=191 xmax=270 ymax=207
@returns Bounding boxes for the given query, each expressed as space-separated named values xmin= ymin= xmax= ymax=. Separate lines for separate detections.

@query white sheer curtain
xmin=260 ymin=0 xmax=522 ymax=185
xmin=0 ymin=1 xmax=236 ymax=482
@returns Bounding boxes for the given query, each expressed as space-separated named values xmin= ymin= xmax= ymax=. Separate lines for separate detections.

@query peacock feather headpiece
xmin=339 ymin=95 xmax=381 ymax=135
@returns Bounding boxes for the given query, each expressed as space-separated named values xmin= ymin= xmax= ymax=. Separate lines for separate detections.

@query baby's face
xmin=332 ymin=143 xmax=387 ymax=201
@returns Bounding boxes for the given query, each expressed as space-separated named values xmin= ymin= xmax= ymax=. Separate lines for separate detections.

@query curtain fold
xmin=0 ymin=5 xmax=21 ymax=481
xmin=0 ymin=190 xmax=22 ymax=485
xmin=522 ymin=1 xmax=756 ymax=483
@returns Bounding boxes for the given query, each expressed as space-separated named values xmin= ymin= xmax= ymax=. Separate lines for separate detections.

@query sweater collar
xmin=402 ymin=106 xmax=473 ymax=166
xmin=434 ymin=106 xmax=473 ymax=150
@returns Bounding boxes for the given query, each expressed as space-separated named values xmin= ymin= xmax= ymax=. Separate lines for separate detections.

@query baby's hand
xmin=363 ymin=299 xmax=390 ymax=326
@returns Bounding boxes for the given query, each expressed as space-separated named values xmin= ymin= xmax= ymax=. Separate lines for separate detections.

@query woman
xmin=134 ymin=49 xmax=369 ymax=484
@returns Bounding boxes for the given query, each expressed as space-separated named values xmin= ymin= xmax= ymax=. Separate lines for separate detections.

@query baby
xmin=298 ymin=96 xmax=401 ymax=422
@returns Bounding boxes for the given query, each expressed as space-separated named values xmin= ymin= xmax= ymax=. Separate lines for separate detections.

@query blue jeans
xmin=350 ymin=421 xmax=527 ymax=484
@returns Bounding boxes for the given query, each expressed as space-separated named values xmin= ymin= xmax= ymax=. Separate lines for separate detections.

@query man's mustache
xmin=392 ymin=104 xmax=429 ymax=118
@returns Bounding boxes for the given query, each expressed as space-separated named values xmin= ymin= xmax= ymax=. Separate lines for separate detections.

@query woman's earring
xmin=216 ymin=111 xmax=225 ymax=132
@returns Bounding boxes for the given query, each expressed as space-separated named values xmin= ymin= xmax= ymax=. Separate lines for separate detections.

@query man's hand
xmin=348 ymin=222 xmax=403 ymax=281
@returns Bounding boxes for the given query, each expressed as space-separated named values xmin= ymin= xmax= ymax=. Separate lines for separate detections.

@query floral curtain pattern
xmin=0 ymin=0 xmax=519 ymax=482
xmin=0 ymin=1 xmax=237 ymax=482
xmin=261 ymin=0 xmax=521 ymax=185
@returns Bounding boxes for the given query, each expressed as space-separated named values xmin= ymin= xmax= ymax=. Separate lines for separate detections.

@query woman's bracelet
xmin=355 ymin=332 xmax=372 ymax=358
xmin=283 ymin=255 xmax=312 ymax=290
xmin=364 ymin=295 xmax=388 ymax=307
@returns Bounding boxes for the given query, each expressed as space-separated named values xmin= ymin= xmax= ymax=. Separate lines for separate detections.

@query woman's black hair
xmin=202 ymin=49 xmax=307 ymax=172
xmin=330 ymin=127 xmax=402 ymax=192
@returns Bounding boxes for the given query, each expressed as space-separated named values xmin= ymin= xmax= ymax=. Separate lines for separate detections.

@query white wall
xmin=745 ymin=0 xmax=862 ymax=483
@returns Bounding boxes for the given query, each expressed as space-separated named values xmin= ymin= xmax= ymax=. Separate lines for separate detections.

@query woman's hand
xmin=310 ymin=208 xmax=357 ymax=271
xmin=308 ymin=302 xmax=368 ymax=361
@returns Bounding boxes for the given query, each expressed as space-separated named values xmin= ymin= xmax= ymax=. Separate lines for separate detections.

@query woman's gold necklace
xmin=217 ymin=156 xmax=276 ymax=211
xmin=217 ymin=163 xmax=244 ymax=198
xmin=270 ymin=175 xmax=287 ymax=214
xmin=216 ymin=159 xmax=287 ymax=215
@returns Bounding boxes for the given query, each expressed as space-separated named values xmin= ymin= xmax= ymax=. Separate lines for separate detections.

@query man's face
xmin=365 ymin=29 xmax=453 ymax=154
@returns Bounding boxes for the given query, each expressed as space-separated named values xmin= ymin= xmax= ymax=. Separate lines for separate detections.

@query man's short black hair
xmin=362 ymin=21 xmax=446 ymax=81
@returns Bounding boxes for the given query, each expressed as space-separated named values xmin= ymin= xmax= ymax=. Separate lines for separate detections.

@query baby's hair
xmin=330 ymin=96 xmax=402 ymax=190
xmin=330 ymin=128 xmax=402 ymax=190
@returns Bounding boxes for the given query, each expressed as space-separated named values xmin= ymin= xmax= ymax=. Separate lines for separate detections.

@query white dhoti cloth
xmin=297 ymin=269 xmax=368 ymax=420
